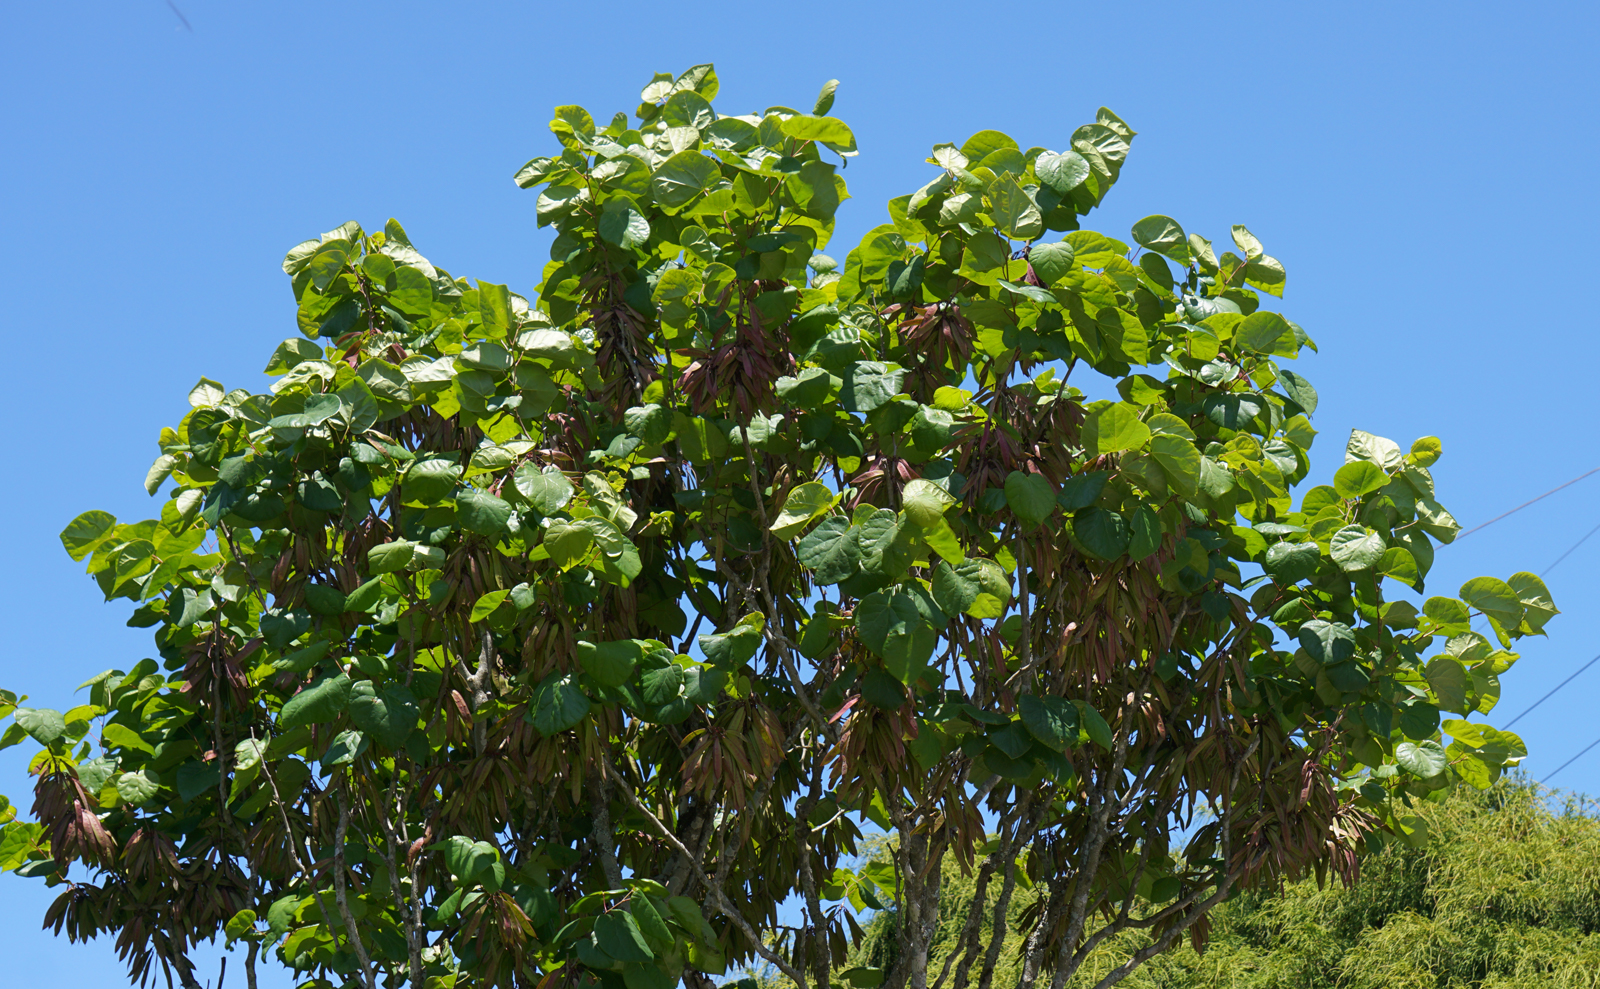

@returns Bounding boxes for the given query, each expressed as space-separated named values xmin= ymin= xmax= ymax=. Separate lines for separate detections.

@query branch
xmin=794 ymin=752 xmax=832 ymax=989
xmin=1055 ymin=671 xmax=1149 ymax=984
xmin=368 ymin=771 xmax=424 ymax=988
xmin=254 ymin=730 xmax=347 ymax=980
xmin=333 ymin=778 xmax=377 ymax=989
xmin=468 ymin=626 xmax=495 ymax=752
xmin=589 ymin=770 xmax=627 ymax=891
xmin=600 ymin=758 xmax=810 ymax=989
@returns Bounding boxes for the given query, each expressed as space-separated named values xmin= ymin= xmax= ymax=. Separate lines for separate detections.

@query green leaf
xmin=60 ymin=510 xmax=118 ymax=562
xmin=304 ymin=584 xmax=347 ymax=616
xmin=641 ymin=664 xmax=685 ymax=706
xmin=1231 ymin=224 xmax=1264 ymax=259
xmin=1028 ymin=241 xmax=1075 ymax=286
xmin=623 ymin=404 xmax=675 ymax=446
xmin=176 ymin=761 xmax=222 ymax=802
xmin=1150 ymin=434 xmax=1200 ymax=495
xmin=699 ymin=614 xmax=764 ymax=668
xmin=1035 ymin=151 xmax=1090 ymax=195
xmin=1004 ymin=472 xmax=1056 ymax=527
xmin=1130 ymin=215 xmax=1190 ymax=262
xmin=478 ymin=281 xmax=512 ymax=330
xmin=263 ymin=337 xmax=324 ymax=374
xmin=441 ymin=835 xmax=500 ymax=884
xmin=102 ymin=722 xmax=154 ymax=754
xmin=1410 ymin=436 xmax=1442 ymax=467
xmin=1265 ymin=541 xmax=1320 ymax=585
xmin=1425 ymin=656 xmax=1470 ymax=713
xmin=470 ymin=590 xmax=510 ymax=623
xmin=116 ymin=769 xmax=161 ymax=805
xmin=1127 ymin=505 xmax=1162 ymax=561
xmin=1396 ymin=740 xmax=1448 ymax=778
xmin=599 ymin=198 xmax=651 ymax=250
xmin=1073 ymin=509 xmax=1129 ymax=560
xmin=404 ymin=459 xmax=464 ymax=504
xmin=457 ymin=488 xmax=513 ymax=537
xmin=857 ymin=590 xmax=942 ymax=682
xmin=344 ymin=578 xmax=385 ymax=614
xmin=859 ymin=667 xmax=908 ymax=709
xmin=349 ymin=680 xmax=418 ymax=749
xmin=781 ymin=115 xmax=855 ymax=147
xmin=145 ymin=454 xmax=178 ymax=496
xmin=13 ymin=707 xmax=66 ymax=746
xmin=1330 ymin=526 xmax=1385 ymax=572
xmin=578 ymin=640 xmax=644 ymax=688
xmin=594 ymin=912 xmax=654 ymax=963
xmin=1399 ymin=701 xmax=1440 ymax=741
xmin=652 ymin=151 xmax=721 ymax=209
xmin=1071 ymin=701 xmax=1113 ymax=751
xmin=1507 ymin=571 xmax=1559 ymax=632
xmin=629 ymin=894 xmax=674 ymax=948
xmin=1279 ymin=369 xmax=1318 ymax=414
xmin=224 ymin=909 xmax=258 ymax=945
xmin=1379 ymin=547 xmax=1420 ymax=589
xmin=529 ymin=673 xmax=590 ymax=737
xmin=544 ymin=521 xmax=595 ymax=570
xmin=1346 ymin=430 xmax=1403 ymax=470
xmin=1235 ymin=312 xmax=1293 ymax=355
xmin=931 ymin=559 xmax=1010 ymax=619
xmin=1019 ymin=695 xmax=1078 ymax=751
xmin=797 ymin=516 xmax=860 ymax=585
xmin=1298 ymin=620 xmax=1354 ymax=665
xmin=513 ymin=465 xmax=575 ymax=516
xmin=367 ymin=540 xmax=415 ymax=574
xmin=319 ymin=729 xmax=367 ymax=770
xmin=771 ymin=482 xmax=838 ymax=540
xmin=1460 ymin=576 xmax=1524 ymax=631
xmin=813 ymin=79 xmax=840 ymax=116
xmin=1057 ymin=471 xmax=1109 ymax=511
xmin=1334 ymin=461 xmax=1388 ymax=499
xmin=988 ymin=175 xmax=1042 ymax=241
xmin=278 ymin=673 xmax=353 ymax=730
xmin=1244 ymin=256 xmax=1286 ymax=297
xmin=1083 ymin=403 xmax=1151 ymax=457
xmin=841 ymin=362 xmax=905 ymax=413
xmin=776 ymin=368 xmax=833 ymax=408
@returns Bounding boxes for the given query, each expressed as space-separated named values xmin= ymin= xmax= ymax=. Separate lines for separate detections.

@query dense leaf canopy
xmin=0 ymin=64 xmax=1557 ymax=989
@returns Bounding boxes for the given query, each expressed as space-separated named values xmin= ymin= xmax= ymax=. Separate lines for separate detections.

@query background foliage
xmin=829 ymin=778 xmax=1600 ymax=989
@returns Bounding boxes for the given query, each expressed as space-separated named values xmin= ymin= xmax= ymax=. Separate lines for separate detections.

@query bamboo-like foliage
xmin=830 ymin=778 xmax=1600 ymax=988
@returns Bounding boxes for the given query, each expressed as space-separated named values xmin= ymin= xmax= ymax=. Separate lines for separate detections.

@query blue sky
xmin=3 ymin=0 xmax=1598 ymax=984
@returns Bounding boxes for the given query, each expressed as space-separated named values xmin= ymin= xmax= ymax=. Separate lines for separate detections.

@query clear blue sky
xmin=4 ymin=1 xmax=1598 ymax=984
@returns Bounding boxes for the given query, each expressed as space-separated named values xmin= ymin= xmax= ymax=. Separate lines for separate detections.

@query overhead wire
xmin=1504 ymin=650 xmax=1600 ymax=729
xmin=1491 ymin=522 xmax=1600 ymax=735
xmin=1544 ymin=737 xmax=1600 ymax=783
xmin=1455 ymin=467 xmax=1600 ymax=540
xmin=1435 ymin=472 xmax=1600 ymax=777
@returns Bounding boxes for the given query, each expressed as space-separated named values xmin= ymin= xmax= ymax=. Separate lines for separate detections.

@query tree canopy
xmin=0 ymin=63 xmax=1558 ymax=989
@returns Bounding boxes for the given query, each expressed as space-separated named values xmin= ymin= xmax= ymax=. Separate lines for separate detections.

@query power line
xmin=1472 ymin=515 xmax=1600 ymax=723
xmin=1456 ymin=467 xmax=1600 ymax=540
xmin=1544 ymin=735 xmax=1600 ymax=783
xmin=1462 ymin=502 xmax=1600 ymax=769
xmin=1467 ymin=516 xmax=1598 ymax=634
xmin=1504 ymin=650 xmax=1600 ymax=728
xmin=1495 ymin=516 xmax=1600 ymax=771
xmin=1541 ymin=519 xmax=1600 ymax=577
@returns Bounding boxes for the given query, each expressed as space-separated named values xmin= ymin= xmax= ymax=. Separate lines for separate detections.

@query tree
xmin=0 ymin=62 xmax=1556 ymax=989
